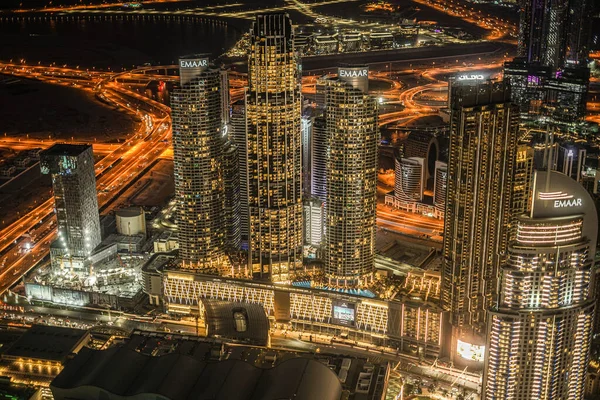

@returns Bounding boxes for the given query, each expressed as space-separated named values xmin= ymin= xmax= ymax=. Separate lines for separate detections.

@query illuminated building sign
xmin=538 ymin=190 xmax=583 ymax=208
xmin=457 ymin=74 xmax=484 ymax=81
xmin=457 ymin=340 xmax=484 ymax=362
xmin=180 ymin=59 xmax=208 ymax=68
xmin=339 ymin=69 xmax=368 ymax=78
xmin=331 ymin=300 xmax=356 ymax=326
xmin=554 ymin=198 xmax=582 ymax=208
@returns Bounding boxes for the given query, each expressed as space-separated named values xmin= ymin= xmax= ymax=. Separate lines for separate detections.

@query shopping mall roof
xmin=50 ymin=346 xmax=343 ymax=400
xmin=1 ymin=325 xmax=89 ymax=363
xmin=202 ymin=300 xmax=270 ymax=346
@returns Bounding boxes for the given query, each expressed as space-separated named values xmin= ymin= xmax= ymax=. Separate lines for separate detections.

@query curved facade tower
xmin=433 ymin=161 xmax=447 ymax=218
xmin=246 ymin=14 xmax=303 ymax=282
xmin=324 ymin=66 xmax=379 ymax=285
xmin=172 ymin=55 xmax=226 ymax=269
xmin=394 ymin=157 xmax=425 ymax=202
xmin=483 ymin=170 xmax=597 ymax=400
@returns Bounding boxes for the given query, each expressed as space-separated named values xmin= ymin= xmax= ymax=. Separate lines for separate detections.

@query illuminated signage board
xmin=554 ymin=198 xmax=582 ymax=208
xmin=457 ymin=74 xmax=484 ymax=81
xmin=339 ymin=69 xmax=368 ymax=78
xmin=180 ymin=59 xmax=208 ymax=68
xmin=457 ymin=339 xmax=484 ymax=362
xmin=331 ymin=300 xmax=356 ymax=326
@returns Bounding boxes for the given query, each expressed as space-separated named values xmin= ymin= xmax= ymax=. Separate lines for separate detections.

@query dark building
xmin=503 ymin=58 xmax=589 ymax=123
xmin=518 ymin=0 xmax=592 ymax=68
xmin=40 ymin=144 xmax=101 ymax=271
xmin=0 ymin=325 xmax=90 ymax=385
xmin=51 ymin=347 xmax=343 ymax=400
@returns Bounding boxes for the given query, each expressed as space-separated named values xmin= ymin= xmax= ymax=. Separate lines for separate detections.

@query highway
xmin=412 ymin=0 xmax=517 ymax=41
xmin=0 ymin=64 xmax=173 ymax=294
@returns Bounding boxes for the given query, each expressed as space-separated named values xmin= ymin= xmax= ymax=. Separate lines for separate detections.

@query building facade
xmin=394 ymin=157 xmax=425 ymax=202
xmin=41 ymin=144 xmax=102 ymax=270
xmin=311 ymin=116 xmax=328 ymax=205
xmin=230 ymin=100 xmax=249 ymax=245
xmin=503 ymin=59 xmax=589 ymax=124
xmin=442 ymin=81 xmax=518 ymax=336
xmin=162 ymin=270 xmax=443 ymax=359
xmin=510 ymin=145 xmax=534 ymax=239
xmin=433 ymin=161 xmax=447 ymax=219
xmin=246 ymin=14 xmax=303 ymax=282
xmin=323 ymin=66 xmax=379 ymax=285
xmin=518 ymin=0 xmax=592 ymax=68
xmin=303 ymin=197 xmax=323 ymax=246
xmin=171 ymin=55 xmax=226 ymax=269
xmin=301 ymin=115 xmax=314 ymax=196
xmin=223 ymin=139 xmax=241 ymax=251
xmin=483 ymin=171 xmax=597 ymax=400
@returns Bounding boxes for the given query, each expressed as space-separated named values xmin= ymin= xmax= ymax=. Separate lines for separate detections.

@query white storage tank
xmin=116 ymin=207 xmax=146 ymax=236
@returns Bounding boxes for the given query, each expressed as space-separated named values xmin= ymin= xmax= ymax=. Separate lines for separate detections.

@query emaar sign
xmin=180 ymin=59 xmax=208 ymax=68
xmin=339 ymin=69 xmax=368 ymax=78
xmin=554 ymin=198 xmax=582 ymax=208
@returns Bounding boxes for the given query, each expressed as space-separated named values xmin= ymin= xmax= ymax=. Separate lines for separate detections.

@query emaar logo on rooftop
xmin=180 ymin=59 xmax=208 ymax=68
xmin=554 ymin=198 xmax=582 ymax=208
xmin=339 ymin=69 xmax=368 ymax=78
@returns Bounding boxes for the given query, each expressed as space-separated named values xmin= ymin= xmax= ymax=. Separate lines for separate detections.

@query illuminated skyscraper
xmin=304 ymin=197 xmax=323 ymax=246
xmin=230 ymin=100 xmax=249 ymax=245
xmin=509 ymin=0 xmax=592 ymax=126
xmin=433 ymin=161 xmax=447 ymax=219
xmin=442 ymin=81 xmax=518 ymax=337
xmin=518 ymin=0 xmax=592 ymax=68
xmin=394 ymin=157 xmax=425 ymax=202
xmin=510 ymin=145 xmax=535 ymax=238
xmin=246 ymin=14 xmax=303 ymax=282
xmin=172 ymin=55 xmax=226 ymax=269
xmin=311 ymin=117 xmax=327 ymax=205
xmin=323 ymin=66 xmax=379 ymax=285
xmin=40 ymin=144 xmax=101 ymax=270
xmin=483 ymin=170 xmax=597 ymax=400
xmin=301 ymin=115 xmax=313 ymax=196
xmin=223 ymin=139 xmax=241 ymax=251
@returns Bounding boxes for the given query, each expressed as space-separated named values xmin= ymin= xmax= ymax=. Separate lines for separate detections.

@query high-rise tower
xmin=223 ymin=139 xmax=241 ymax=251
xmin=172 ymin=55 xmax=226 ymax=269
xmin=442 ymin=81 xmax=518 ymax=337
xmin=510 ymin=145 xmax=534 ymax=238
xmin=394 ymin=157 xmax=425 ymax=202
xmin=323 ymin=66 xmax=379 ymax=285
xmin=310 ymin=117 xmax=327 ymax=206
xmin=246 ymin=14 xmax=303 ymax=282
xmin=230 ymin=100 xmax=249 ymax=246
xmin=483 ymin=170 xmax=597 ymax=400
xmin=433 ymin=161 xmax=448 ymax=219
xmin=41 ymin=144 xmax=101 ymax=271
xmin=518 ymin=0 xmax=592 ymax=68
